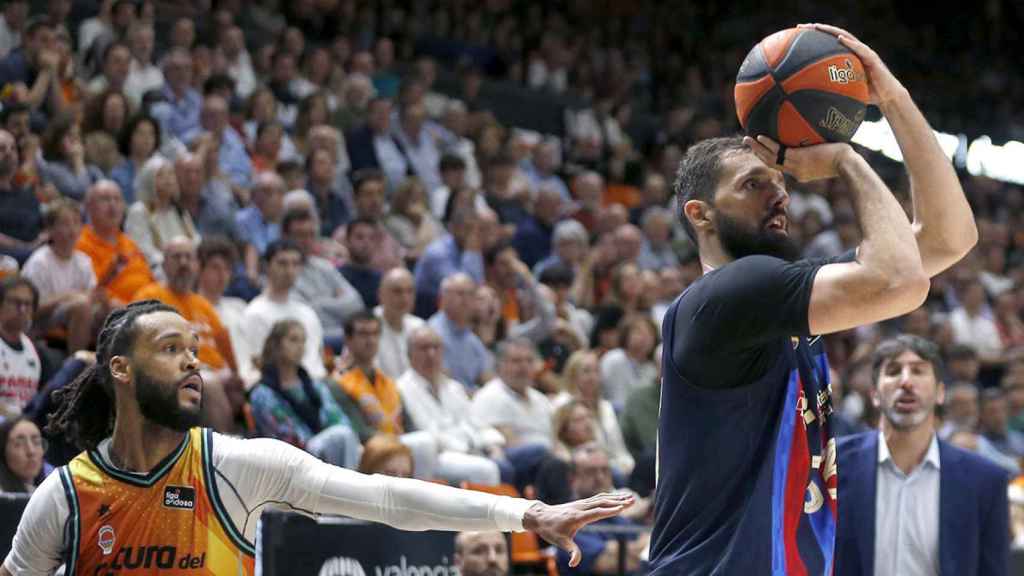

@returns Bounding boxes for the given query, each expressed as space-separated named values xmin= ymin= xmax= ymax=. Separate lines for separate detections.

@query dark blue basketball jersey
xmin=649 ymin=253 xmax=848 ymax=576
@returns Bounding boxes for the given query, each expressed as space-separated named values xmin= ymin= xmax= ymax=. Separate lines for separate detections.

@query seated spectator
xmin=483 ymin=154 xmax=530 ymax=227
xmin=979 ymin=388 xmax=1024 ymax=459
xmin=0 ymin=19 xmax=60 ymax=117
xmin=513 ymin=185 xmax=564 ymax=270
xmin=305 ymin=146 xmax=351 ymax=237
xmin=384 ymin=176 xmax=443 ymax=261
xmin=525 ymin=138 xmax=570 ymax=201
xmin=21 ymin=198 xmax=104 ymax=352
xmin=439 ymin=100 xmax=482 ymax=189
xmin=600 ymin=314 xmax=659 ymax=413
xmin=636 ymin=206 xmax=679 ymax=272
xmin=538 ymin=264 xmax=593 ymax=347
xmin=947 ymin=428 xmax=1021 ymax=476
xmin=122 ymin=23 xmax=162 ymax=108
xmin=429 ymin=153 xmax=469 ymax=221
xmin=454 ymin=531 xmax=509 ymax=576
xmin=0 ymin=129 xmax=44 ymax=264
xmin=284 ymin=208 xmax=365 ymax=344
xmin=244 ymin=88 xmax=298 ymax=161
xmin=398 ymin=325 xmax=504 ymax=485
xmin=471 ymin=338 xmax=554 ymax=449
xmin=951 ymin=279 xmax=1005 ymax=366
xmin=946 ymin=343 xmax=982 ymax=387
xmin=555 ymin=350 xmax=634 ymax=476
xmin=567 ymin=171 xmax=605 ymax=234
xmin=349 ymin=168 xmax=404 ymax=272
xmin=149 ymin=47 xmax=201 ymax=141
xmin=237 ymin=240 xmax=326 ymax=386
xmin=175 ymin=152 xmax=239 ymax=241
xmin=37 ymin=113 xmax=103 ymax=201
xmin=0 ymin=276 xmax=40 ymax=418
xmin=555 ymin=444 xmax=650 ymax=575
xmin=346 ymin=97 xmax=408 ymax=190
xmin=195 ymin=236 xmax=247 ymax=362
xmin=0 ymin=416 xmax=49 ymax=494
xmin=186 ymin=94 xmax=252 ymax=190
xmin=0 ymin=1 xmax=28 ymax=60
xmin=339 ymin=218 xmax=382 ymax=309
xmin=533 ymin=219 xmax=589 ymax=279
xmin=76 ymin=180 xmax=154 ymax=304
xmin=86 ymin=41 xmax=130 ymax=96
xmin=938 ymin=383 xmax=980 ymax=438
xmin=429 ymin=273 xmax=494 ymax=390
xmin=414 ymin=206 xmax=485 ymax=318
xmin=250 ymin=120 xmax=286 ymax=174
xmin=628 ymin=173 xmax=669 ymax=225
xmin=334 ymin=311 xmax=403 ymax=435
xmin=109 ymin=113 xmax=160 ymax=205
xmin=81 ymin=89 xmax=127 ymax=175
xmin=374 ymin=268 xmax=424 ymax=381
xmin=358 ymin=433 xmax=414 ymax=478
xmin=393 ymin=99 xmax=441 ymax=193
xmin=124 ymin=155 xmax=199 ymax=276
xmin=484 ymin=242 xmax=555 ymax=344
xmin=235 ymin=171 xmax=284 ymax=281
xmin=248 ymin=319 xmax=361 ymax=468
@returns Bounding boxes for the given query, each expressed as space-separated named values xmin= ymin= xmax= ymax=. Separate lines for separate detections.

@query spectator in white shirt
xmin=374 ymin=268 xmax=424 ymax=381
xmin=471 ymin=338 xmax=554 ymax=449
xmin=217 ymin=25 xmax=256 ymax=99
xmin=600 ymin=314 xmax=659 ymax=413
xmin=398 ymin=325 xmax=503 ymax=485
xmin=0 ymin=277 xmax=41 ymax=419
xmin=21 ymin=198 xmax=104 ymax=353
xmin=237 ymin=239 xmax=326 ymax=387
xmin=950 ymin=279 xmax=1005 ymax=365
xmin=123 ymin=23 xmax=163 ymax=107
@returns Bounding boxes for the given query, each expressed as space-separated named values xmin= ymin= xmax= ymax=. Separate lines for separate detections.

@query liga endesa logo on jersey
xmin=163 ymin=485 xmax=196 ymax=510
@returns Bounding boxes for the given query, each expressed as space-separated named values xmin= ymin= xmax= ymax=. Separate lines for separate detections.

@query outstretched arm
xmin=812 ymin=23 xmax=977 ymax=277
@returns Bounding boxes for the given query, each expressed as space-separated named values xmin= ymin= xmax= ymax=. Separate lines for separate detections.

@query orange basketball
xmin=735 ymin=27 xmax=869 ymax=147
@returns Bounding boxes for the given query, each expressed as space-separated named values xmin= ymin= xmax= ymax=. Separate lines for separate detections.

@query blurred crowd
xmin=1 ymin=0 xmax=1024 ymax=571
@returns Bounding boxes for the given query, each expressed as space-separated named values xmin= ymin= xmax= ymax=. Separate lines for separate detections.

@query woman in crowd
xmin=37 ymin=113 xmax=104 ymax=201
xmin=110 ymin=114 xmax=160 ymax=204
xmin=0 ymin=417 xmax=49 ymax=494
xmin=123 ymin=155 xmax=198 ymax=275
xmin=383 ymin=176 xmax=443 ymax=261
xmin=249 ymin=319 xmax=362 ymax=469
xmin=554 ymin=350 xmax=634 ymax=476
xmin=358 ymin=434 xmax=414 ymax=479
xmin=599 ymin=313 xmax=659 ymax=413
xmin=81 ymin=89 xmax=129 ymax=174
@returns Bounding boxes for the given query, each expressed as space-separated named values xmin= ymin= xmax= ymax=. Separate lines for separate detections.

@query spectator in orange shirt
xmin=75 ymin=179 xmax=154 ymax=305
xmin=334 ymin=310 xmax=403 ymax=435
xmin=131 ymin=235 xmax=242 ymax=433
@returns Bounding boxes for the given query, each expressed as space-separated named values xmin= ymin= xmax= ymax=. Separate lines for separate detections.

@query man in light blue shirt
xmin=150 ymin=48 xmax=201 ymax=141
xmin=184 ymin=95 xmax=252 ymax=190
xmin=393 ymin=100 xmax=441 ymax=193
xmin=427 ymin=273 xmax=493 ymax=390
xmin=413 ymin=206 xmax=484 ymax=318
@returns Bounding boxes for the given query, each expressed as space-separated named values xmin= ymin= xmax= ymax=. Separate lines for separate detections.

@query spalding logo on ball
xmin=735 ymin=27 xmax=869 ymax=147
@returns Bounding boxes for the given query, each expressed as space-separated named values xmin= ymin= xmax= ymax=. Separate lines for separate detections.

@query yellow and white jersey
xmin=3 ymin=428 xmax=533 ymax=575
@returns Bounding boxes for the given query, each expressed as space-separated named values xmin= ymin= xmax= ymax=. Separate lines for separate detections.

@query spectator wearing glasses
xmin=0 ymin=276 xmax=40 ymax=419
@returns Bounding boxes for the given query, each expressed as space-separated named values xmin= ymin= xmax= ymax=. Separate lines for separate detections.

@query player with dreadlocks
xmin=3 ymin=301 xmax=633 ymax=575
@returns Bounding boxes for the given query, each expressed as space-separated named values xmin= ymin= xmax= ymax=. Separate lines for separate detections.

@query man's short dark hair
xmin=484 ymin=240 xmax=515 ymax=267
xmin=0 ymin=102 xmax=29 ymax=125
xmin=980 ymin=387 xmax=1006 ymax=406
xmin=351 ymin=168 xmax=385 ymax=196
xmin=870 ymin=334 xmax=945 ymax=387
xmin=538 ymin=263 xmax=575 ymax=288
xmin=946 ymin=344 xmax=978 ymax=362
xmin=0 ymin=275 xmax=39 ymax=313
xmin=673 ymin=136 xmax=748 ymax=245
xmin=24 ymin=18 xmax=52 ymax=40
xmin=203 ymin=73 xmax=235 ymax=97
xmin=439 ymin=153 xmax=466 ymax=173
xmin=264 ymin=239 xmax=303 ymax=263
xmin=343 ymin=309 xmax=380 ymax=338
xmin=197 ymin=236 xmax=238 ymax=268
xmin=345 ymin=217 xmax=377 ymax=240
xmin=281 ymin=208 xmax=316 ymax=236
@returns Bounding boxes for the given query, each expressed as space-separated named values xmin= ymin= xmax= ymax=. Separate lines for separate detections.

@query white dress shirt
xmin=397 ymin=369 xmax=505 ymax=453
xmin=374 ymin=307 xmax=425 ymax=381
xmin=874 ymin=431 xmax=941 ymax=576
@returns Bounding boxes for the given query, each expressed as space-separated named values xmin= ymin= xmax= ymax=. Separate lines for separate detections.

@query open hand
xmin=744 ymin=135 xmax=853 ymax=183
xmin=522 ymin=491 xmax=635 ymax=567
xmin=801 ymin=23 xmax=905 ymax=106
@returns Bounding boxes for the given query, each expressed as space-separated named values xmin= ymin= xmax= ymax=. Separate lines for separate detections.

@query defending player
xmin=2 ymin=301 xmax=633 ymax=575
xmin=648 ymin=24 xmax=977 ymax=574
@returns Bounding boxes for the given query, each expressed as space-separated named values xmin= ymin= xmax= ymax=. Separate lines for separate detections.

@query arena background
xmin=1 ymin=0 xmax=1024 ymax=574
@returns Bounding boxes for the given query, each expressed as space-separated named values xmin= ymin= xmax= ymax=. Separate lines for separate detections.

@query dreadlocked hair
xmin=46 ymin=300 xmax=178 ymax=450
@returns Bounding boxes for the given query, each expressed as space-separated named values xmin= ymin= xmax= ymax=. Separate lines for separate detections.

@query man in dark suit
xmin=345 ymin=96 xmax=409 ymax=191
xmin=836 ymin=334 xmax=1010 ymax=576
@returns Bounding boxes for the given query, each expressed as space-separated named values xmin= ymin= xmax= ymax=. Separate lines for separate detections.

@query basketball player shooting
xmin=647 ymin=24 xmax=977 ymax=575
xmin=1 ymin=301 xmax=633 ymax=575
